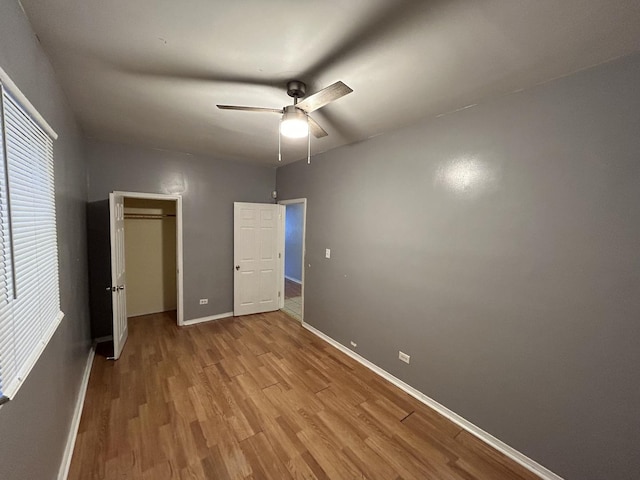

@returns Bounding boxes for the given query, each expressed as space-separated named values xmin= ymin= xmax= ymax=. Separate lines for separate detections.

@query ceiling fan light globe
xmin=280 ymin=118 xmax=309 ymax=138
xmin=280 ymin=107 xmax=309 ymax=138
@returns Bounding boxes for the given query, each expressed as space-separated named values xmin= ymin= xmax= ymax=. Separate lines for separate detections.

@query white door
xmin=109 ymin=192 xmax=128 ymax=359
xmin=234 ymin=202 xmax=282 ymax=316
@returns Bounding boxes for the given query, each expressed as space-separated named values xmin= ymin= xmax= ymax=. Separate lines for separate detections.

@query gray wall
xmin=85 ymin=139 xmax=276 ymax=329
xmin=0 ymin=1 xmax=91 ymax=479
xmin=276 ymin=53 xmax=640 ymax=480
xmin=285 ymin=203 xmax=304 ymax=282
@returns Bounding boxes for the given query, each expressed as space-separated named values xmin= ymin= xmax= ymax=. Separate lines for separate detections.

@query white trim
xmin=279 ymin=198 xmax=307 ymax=322
xmin=114 ymin=191 xmax=182 ymax=200
xmin=94 ymin=335 xmax=113 ymax=343
xmin=182 ymin=311 xmax=233 ymax=326
xmin=0 ymin=67 xmax=58 ymax=140
xmin=176 ymin=196 xmax=184 ymax=326
xmin=284 ymin=275 xmax=302 ymax=284
xmin=57 ymin=345 xmax=95 ymax=480
xmin=278 ymin=205 xmax=286 ymax=309
xmin=113 ymin=191 xmax=184 ymax=327
xmin=301 ymin=321 xmax=564 ymax=480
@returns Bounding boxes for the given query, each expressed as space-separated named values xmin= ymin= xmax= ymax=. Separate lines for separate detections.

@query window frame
xmin=0 ymin=67 xmax=63 ymax=405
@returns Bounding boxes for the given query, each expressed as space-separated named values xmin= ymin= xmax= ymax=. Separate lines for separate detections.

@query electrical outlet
xmin=325 ymin=248 xmax=331 ymax=259
xmin=398 ymin=351 xmax=410 ymax=364
xmin=350 ymin=340 xmax=357 ymax=348
xmin=199 ymin=298 xmax=208 ymax=305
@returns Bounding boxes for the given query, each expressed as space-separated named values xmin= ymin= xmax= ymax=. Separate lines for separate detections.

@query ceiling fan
xmin=217 ymin=80 xmax=353 ymax=161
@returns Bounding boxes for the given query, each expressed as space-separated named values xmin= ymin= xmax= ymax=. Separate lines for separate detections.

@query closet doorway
xmin=116 ymin=191 xmax=184 ymax=332
xmin=280 ymin=199 xmax=306 ymax=321
xmin=123 ymin=197 xmax=179 ymax=323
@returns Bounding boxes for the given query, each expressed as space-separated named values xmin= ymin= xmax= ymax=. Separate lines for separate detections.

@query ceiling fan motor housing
xmin=283 ymin=105 xmax=306 ymax=115
xmin=286 ymin=80 xmax=307 ymax=99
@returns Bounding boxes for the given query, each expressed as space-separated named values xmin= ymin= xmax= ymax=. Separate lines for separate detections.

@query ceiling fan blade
xmin=296 ymin=81 xmax=353 ymax=113
xmin=216 ymin=105 xmax=283 ymax=114
xmin=111 ymin=58 xmax=284 ymax=90
xmin=307 ymin=116 xmax=328 ymax=138
xmin=300 ymin=0 xmax=425 ymax=81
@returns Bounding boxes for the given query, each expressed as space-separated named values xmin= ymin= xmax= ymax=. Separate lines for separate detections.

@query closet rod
xmin=124 ymin=213 xmax=176 ymax=219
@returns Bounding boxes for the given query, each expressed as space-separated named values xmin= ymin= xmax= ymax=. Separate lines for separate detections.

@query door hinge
xmin=278 ymin=252 xmax=281 ymax=259
xmin=278 ymin=291 xmax=281 ymax=298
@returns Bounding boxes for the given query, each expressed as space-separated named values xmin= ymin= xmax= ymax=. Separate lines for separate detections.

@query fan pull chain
xmin=307 ymin=125 xmax=311 ymax=165
xmin=278 ymin=120 xmax=282 ymax=162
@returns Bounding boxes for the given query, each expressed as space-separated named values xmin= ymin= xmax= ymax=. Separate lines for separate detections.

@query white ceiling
xmin=20 ymin=0 xmax=640 ymax=166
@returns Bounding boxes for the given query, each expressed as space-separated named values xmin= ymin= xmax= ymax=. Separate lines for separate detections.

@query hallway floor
xmin=283 ymin=278 xmax=302 ymax=321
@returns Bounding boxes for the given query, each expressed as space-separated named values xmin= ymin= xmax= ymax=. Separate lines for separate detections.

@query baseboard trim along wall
xmin=284 ymin=275 xmax=302 ymax=284
xmin=301 ymin=321 xmax=564 ymax=480
xmin=182 ymin=311 xmax=234 ymax=326
xmin=57 ymin=345 xmax=96 ymax=480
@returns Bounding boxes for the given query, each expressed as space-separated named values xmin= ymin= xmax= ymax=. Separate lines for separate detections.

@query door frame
xmin=278 ymin=198 xmax=307 ymax=322
xmin=114 ymin=191 xmax=185 ymax=326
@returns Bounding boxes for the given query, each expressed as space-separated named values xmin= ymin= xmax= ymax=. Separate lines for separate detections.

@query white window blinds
xmin=0 ymin=81 xmax=62 ymax=404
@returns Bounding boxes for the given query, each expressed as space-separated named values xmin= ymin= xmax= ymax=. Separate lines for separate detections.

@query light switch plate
xmin=399 ymin=351 xmax=410 ymax=364
xmin=325 ymin=248 xmax=331 ymax=259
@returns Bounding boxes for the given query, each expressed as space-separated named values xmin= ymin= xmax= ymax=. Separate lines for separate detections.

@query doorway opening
xmin=280 ymin=199 xmax=306 ymax=321
xmin=124 ymin=198 xmax=177 ymax=320
xmin=116 ymin=191 xmax=184 ymax=329
xmin=104 ymin=191 xmax=184 ymax=360
xmin=89 ymin=191 xmax=184 ymax=359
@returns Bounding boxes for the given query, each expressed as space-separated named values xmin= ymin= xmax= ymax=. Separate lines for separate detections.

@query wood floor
xmin=69 ymin=311 xmax=539 ymax=480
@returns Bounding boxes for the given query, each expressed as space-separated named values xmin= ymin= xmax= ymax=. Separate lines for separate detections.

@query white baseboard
xmin=182 ymin=311 xmax=233 ymax=326
xmin=301 ymin=321 xmax=563 ymax=480
xmin=58 ymin=345 xmax=95 ymax=480
xmin=285 ymin=275 xmax=302 ymax=284
xmin=94 ymin=335 xmax=113 ymax=343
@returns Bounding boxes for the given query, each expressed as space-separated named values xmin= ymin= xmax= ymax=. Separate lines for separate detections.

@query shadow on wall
xmin=86 ymin=200 xmax=113 ymax=339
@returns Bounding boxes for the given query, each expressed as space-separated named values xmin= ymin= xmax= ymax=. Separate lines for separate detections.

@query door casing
xmin=112 ymin=191 xmax=185 ymax=326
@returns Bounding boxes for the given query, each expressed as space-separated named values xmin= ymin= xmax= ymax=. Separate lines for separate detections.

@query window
xmin=0 ymin=70 xmax=62 ymax=404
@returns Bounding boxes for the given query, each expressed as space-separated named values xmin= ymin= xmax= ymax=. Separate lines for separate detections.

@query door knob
xmin=117 ymin=285 xmax=125 ymax=290
xmin=235 ymin=265 xmax=240 ymax=271
xmin=106 ymin=286 xmax=116 ymax=292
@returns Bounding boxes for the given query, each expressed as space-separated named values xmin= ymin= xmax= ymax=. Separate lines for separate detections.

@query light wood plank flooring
xmin=69 ymin=311 xmax=539 ymax=479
